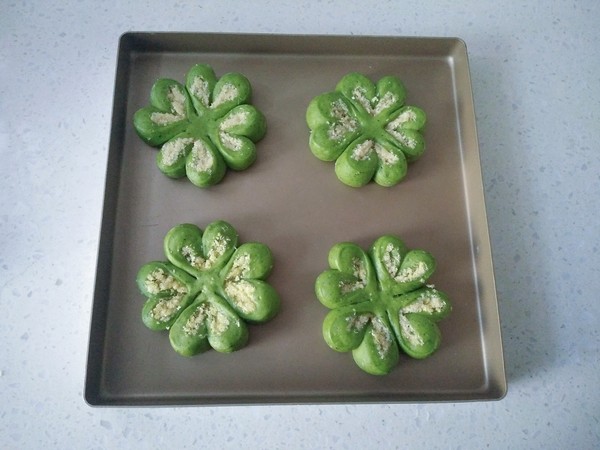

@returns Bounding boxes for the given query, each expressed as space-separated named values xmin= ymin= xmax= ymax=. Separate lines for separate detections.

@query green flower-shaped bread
xmin=137 ymin=221 xmax=280 ymax=356
xmin=133 ymin=64 xmax=267 ymax=187
xmin=315 ymin=235 xmax=451 ymax=375
xmin=306 ymin=73 xmax=426 ymax=187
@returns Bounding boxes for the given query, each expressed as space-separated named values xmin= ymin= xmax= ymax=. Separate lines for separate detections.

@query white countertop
xmin=1 ymin=1 xmax=598 ymax=448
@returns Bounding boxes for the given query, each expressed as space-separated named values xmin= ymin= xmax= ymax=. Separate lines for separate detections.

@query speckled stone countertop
xmin=1 ymin=1 xmax=599 ymax=448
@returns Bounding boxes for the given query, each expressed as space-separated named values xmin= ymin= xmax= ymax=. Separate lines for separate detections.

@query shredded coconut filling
xmin=181 ymin=245 xmax=206 ymax=269
xmin=224 ymin=280 xmax=257 ymax=314
xmin=385 ymin=125 xmax=418 ymax=149
xmin=145 ymin=268 xmax=187 ymax=296
xmin=183 ymin=302 xmax=230 ymax=336
xmin=224 ymin=253 xmax=257 ymax=314
xmin=190 ymin=76 xmax=210 ymax=107
xmin=212 ymin=83 xmax=239 ymax=108
xmin=399 ymin=314 xmax=424 ymax=347
xmin=395 ymin=109 xmax=417 ymax=124
xmin=220 ymin=110 xmax=249 ymax=131
xmin=150 ymin=112 xmax=182 ymax=126
xmin=371 ymin=317 xmax=392 ymax=357
xmin=383 ymin=244 xmax=428 ymax=283
xmin=351 ymin=140 xmax=374 ymax=161
xmin=383 ymin=243 xmax=402 ymax=278
xmin=189 ymin=78 xmax=239 ymax=109
xmin=328 ymin=99 xmax=359 ymax=140
xmin=373 ymin=92 xmax=397 ymax=115
xmin=346 ymin=312 xmax=372 ymax=332
xmin=351 ymin=87 xmax=372 ymax=113
xmin=181 ymin=233 xmax=229 ymax=270
xmin=169 ymin=86 xmax=187 ymax=115
xmin=218 ymin=109 xmax=248 ymax=152
xmin=402 ymin=293 xmax=445 ymax=314
xmin=151 ymin=86 xmax=187 ymax=125
xmin=339 ymin=281 xmax=357 ymax=295
xmin=151 ymin=294 xmax=185 ymax=322
xmin=346 ymin=313 xmax=392 ymax=357
xmin=227 ymin=253 xmax=251 ymax=281
xmin=339 ymin=257 xmax=368 ymax=294
xmin=145 ymin=269 xmax=188 ymax=322
xmin=395 ymin=261 xmax=428 ymax=283
xmin=161 ymin=137 xmax=193 ymax=166
xmin=188 ymin=140 xmax=214 ymax=173
xmin=220 ymin=132 xmax=244 ymax=151
xmin=351 ymin=87 xmax=397 ymax=116
xmin=374 ymin=142 xmax=400 ymax=165
xmin=352 ymin=257 xmax=368 ymax=284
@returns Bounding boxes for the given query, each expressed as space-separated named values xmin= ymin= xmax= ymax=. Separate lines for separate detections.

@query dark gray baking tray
xmin=85 ymin=32 xmax=506 ymax=406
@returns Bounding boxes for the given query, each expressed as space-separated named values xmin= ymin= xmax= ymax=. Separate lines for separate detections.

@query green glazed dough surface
xmin=315 ymin=235 xmax=451 ymax=375
xmin=306 ymin=73 xmax=426 ymax=187
xmin=137 ymin=220 xmax=280 ymax=357
xmin=133 ymin=64 xmax=267 ymax=187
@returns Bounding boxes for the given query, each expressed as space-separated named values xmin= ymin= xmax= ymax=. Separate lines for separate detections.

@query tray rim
xmin=84 ymin=31 xmax=507 ymax=407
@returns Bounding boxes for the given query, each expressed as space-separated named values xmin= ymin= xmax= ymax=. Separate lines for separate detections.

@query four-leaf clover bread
xmin=137 ymin=221 xmax=280 ymax=356
xmin=306 ymin=73 xmax=426 ymax=187
xmin=316 ymin=236 xmax=451 ymax=375
xmin=133 ymin=64 xmax=266 ymax=187
xmin=133 ymin=64 xmax=451 ymax=371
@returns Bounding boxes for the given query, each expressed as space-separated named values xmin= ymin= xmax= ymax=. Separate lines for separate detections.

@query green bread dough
xmin=315 ymin=235 xmax=451 ymax=375
xmin=133 ymin=64 xmax=267 ymax=187
xmin=306 ymin=73 xmax=426 ymax=187
xmin=137 ymin=220 xmax=280 ymax=357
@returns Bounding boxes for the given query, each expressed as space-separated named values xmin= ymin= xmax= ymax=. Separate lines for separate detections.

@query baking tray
xmin=85 ymin=32 xmax=506 ymax=405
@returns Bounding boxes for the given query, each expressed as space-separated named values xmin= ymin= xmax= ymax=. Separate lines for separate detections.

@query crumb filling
xmin=383 ymin=243 xmax=402 ymax=278
xmin=151 ymin=85 xmax=187 ymax=125
xmin=224 ymin=253 xmax=257 ymax=314
xmin=346 ymin=312 xmax=372 ymax=332
xmin=395 ymin=261 xmax=428 ymax=283
xmin=374 ymin=143 xmax=400 ymax=165
xmin=220 ymin=110 xmax=249 ymax=131
xmin=402 ymin=292 xmax=445 ymax=315
xmin=339 ymin=257 xmax=368 ymax=294
xmin=394 ymin=109 xmax=417 ymax=124
xmin=151 ymin=296 xmax=186 ymax=323
xmin=189 ymin=77 xmax=239 ymax=109
xmin=161 ymin=137 xmax=194 ymax=166
xmin=351 ymin=140 xmax=374 ymax=161
xmin=182 ymin=302 xmax=230 ymax=337
xmin=181 ymin=233 xmax=229 ymax=270
xmin=342 ymin=290 xmax=444 ymax=358
xmin=328 ymin=99 xmax=359 ymax=141
xmin=346 ymin=312 xmax=391 ymax=357
xmin=211 ymin=83 xmax=239 ymax=108
xmin=382 ymin=243 xmax=428 ymax=283
xmin=219 ymin=110 xmax=250 ymax=152
xmin=351 ymin=87 xmax=397 ymax=116
xmin=224 ymin=281 xmax=257 ymax=314
xmin=145 ymin=268 xmax=188 ymax=322
xmin=385 ymin=122 xmax=418 ymax=149
xmin=218 ymin=107 xmax=249 ymax=152
xmin=188 ymin=139 xmax=215 ymax=173
xmin=350 ymin=140 xmax=400 ymax=165
xmin=145 ymin=268 xmax=187 ymax=295
xmin=219 ymin=131 xmax=244 ymax=151
xmin=371 ymin=316 xmax=392 ymax=357
xmin=398 ymin=313 xmax=424 ymax=347
xmin=190 ymin=77 xmax=210 ymax=107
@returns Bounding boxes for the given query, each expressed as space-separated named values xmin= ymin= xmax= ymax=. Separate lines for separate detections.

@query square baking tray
xmin=85 ymin=32 xmax=506 ymax=405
